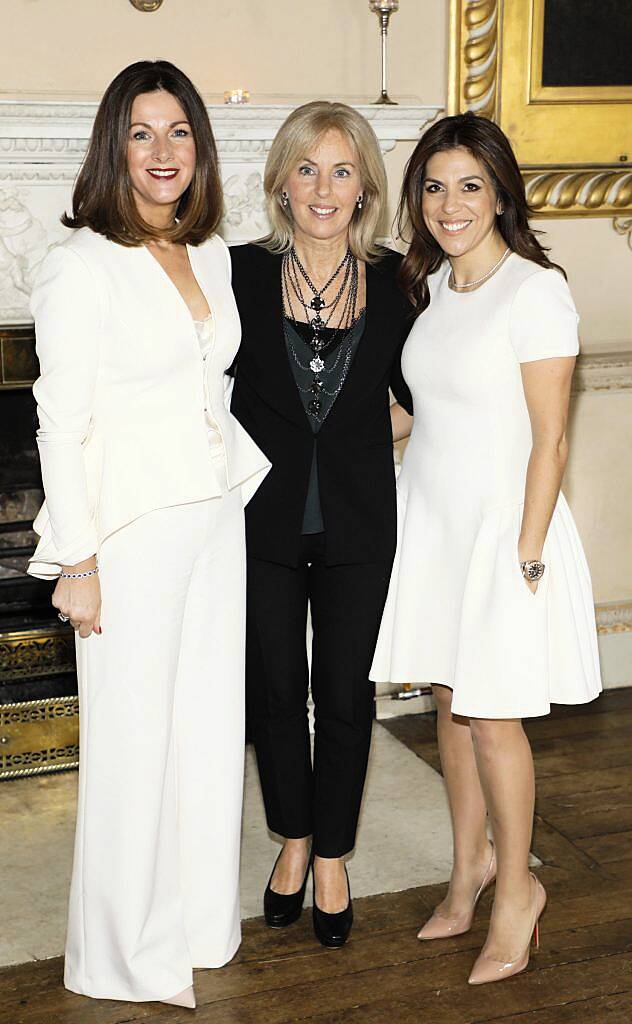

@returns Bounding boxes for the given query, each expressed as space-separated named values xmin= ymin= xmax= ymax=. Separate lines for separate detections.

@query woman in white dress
xmin=371 ymin=113 xmax=601 ymax=985
xmin=27 ymin=61 xmax=269 ymax=1007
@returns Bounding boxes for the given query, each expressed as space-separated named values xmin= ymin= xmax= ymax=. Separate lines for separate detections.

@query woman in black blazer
xmin=230 ymin=101 xmax=412 ymax=948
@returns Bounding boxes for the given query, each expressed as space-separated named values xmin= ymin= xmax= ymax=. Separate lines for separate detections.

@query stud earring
xmin=356 ymin=195 xmax=363 ymax=210
xmin=497 ymin=204 xmax=504 ymax=215
xmin=281 ymin=191 xmax=289 ymax=208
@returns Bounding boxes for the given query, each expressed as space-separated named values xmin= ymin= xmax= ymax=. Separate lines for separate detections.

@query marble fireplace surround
xmin=0 ymin=98 xmax=440 ymax=325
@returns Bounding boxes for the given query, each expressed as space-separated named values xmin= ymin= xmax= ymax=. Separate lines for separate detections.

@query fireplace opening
xmin=1 ymin=329 xmax=78 ymax=780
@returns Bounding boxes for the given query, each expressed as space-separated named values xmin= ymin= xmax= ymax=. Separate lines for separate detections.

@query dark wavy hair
xmin=63 ymin=60 xmax=223 ymax=246
xmin=397 ymin=113 xmax=564 ymax=314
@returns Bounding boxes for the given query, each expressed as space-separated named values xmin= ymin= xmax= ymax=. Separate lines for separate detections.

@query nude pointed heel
xmin=468 ymin=873 xmax=546 ymax=986
xmin=417 ymin=843 xmax=496 ymax=941
xmin=160 ymin=985 xmax=196 ymax=1008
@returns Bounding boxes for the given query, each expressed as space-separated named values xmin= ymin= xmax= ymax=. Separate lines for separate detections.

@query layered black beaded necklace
xmin=282 ymin=246 xmax=360 ymax=420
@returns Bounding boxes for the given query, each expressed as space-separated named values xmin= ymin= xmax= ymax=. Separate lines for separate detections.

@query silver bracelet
xmin=60 ymin=566 xmax=99 ymax=580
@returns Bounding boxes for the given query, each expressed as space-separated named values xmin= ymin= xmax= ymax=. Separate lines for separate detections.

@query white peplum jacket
xmin=27 ymin=226 xmax=270 ymax=579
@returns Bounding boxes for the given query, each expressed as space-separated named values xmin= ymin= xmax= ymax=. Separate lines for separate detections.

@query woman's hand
xmin=52 ymin=557 xmax=102 ymax=638
xmin=518 ymin=541 xmax=542 ymax=596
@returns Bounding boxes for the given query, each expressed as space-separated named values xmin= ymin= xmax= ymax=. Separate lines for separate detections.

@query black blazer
xmin=230 ymin=243 xmax=413 ymax=568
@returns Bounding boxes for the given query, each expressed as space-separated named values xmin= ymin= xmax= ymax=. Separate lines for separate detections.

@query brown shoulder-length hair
xmin=397 ymin=113 xmax=564 ymax=314
xmin=63 ymin=60 xmax=223 ymax=246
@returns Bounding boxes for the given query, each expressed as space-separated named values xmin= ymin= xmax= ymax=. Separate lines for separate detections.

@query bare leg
xmin=431 ymin=685 xmax=493 ymax=917
xmin=271 ymin=837 xmax=311 ymax=895
xmin=313 ymin=855 xmax=349 ymax=913
xmin=469 ymin=718 xmax=536 ymax=960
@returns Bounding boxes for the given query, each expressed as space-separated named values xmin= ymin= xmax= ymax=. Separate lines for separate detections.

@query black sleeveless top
xmin=284 ymin=312 xmax=366 ymax=534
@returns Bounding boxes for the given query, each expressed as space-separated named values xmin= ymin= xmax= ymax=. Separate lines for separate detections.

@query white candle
xmin=224 ymin=89 xmax=251 ymax=105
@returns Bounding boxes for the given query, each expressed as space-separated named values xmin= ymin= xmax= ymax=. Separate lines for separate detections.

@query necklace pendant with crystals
xmin=308 ymin=398 xmax=322 ymax=416
xmin=310 ymin=355 xmax=325 ymax=373
xmin=311 ymin=314 xmax=325 ymax=330
xmin=310 ymin=295 xmax=325 ymax=312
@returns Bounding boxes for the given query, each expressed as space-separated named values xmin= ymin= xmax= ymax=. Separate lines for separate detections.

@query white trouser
xmin=64 ymin=460 xmax=246 ymax=1002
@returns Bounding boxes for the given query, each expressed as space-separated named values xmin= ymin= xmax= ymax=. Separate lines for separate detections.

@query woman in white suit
xmin=28 ymin=61 xmax=269 ymax=1008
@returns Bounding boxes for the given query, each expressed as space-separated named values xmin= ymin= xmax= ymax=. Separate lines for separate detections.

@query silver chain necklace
xmin=448 ymin=247 xmax=511 ymax=291
xmin=282 ymin=250 xmax=359 ymax=419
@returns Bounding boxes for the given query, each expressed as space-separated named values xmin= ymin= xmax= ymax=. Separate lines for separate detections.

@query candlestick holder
xmin=369 ymin=1 xmax=399 ymax=105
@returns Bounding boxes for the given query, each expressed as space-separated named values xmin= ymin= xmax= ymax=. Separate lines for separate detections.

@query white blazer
xmin=28 ymin=227 xmax=270 ymax=579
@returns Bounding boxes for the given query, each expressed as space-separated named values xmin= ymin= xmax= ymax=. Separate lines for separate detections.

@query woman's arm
xmin=389 ymin=329 xmax=414 ymax=442
xmin=519 ymin=355 xmax=576 ymax=591
xmin=31 ymin=245 xmax=103 ymax=635
xmin=391 ymin=401 xmax=414 ymax=442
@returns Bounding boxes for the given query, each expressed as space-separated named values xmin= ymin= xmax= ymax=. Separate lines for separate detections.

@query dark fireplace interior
xmin=0 ymin=381 xmax=77 ymax=705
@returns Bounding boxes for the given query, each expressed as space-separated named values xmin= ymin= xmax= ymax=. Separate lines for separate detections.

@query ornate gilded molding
xmin=596 ymin=601 xmax=632 ymax=635
xmin=525 ymin=169 xmax=632 ymax=218
xmin=449 ymin=0 xmax=499 ymax=120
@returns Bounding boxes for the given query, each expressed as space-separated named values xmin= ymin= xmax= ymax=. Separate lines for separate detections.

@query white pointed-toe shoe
xmin=160 ymin=985 xmax=197 ymax=1009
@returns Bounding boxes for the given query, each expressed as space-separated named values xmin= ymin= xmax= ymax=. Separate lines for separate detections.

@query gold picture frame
xmin=448 ymin=0 xmax=632 ymax=217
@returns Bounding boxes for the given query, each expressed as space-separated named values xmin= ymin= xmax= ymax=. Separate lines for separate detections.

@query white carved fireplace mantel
xmin=0 ymin=99 xmax=440 ymax=325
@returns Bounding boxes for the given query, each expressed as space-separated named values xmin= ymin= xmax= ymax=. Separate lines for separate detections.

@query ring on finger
xmin=58 ymin=612 xmax=70 ymax=623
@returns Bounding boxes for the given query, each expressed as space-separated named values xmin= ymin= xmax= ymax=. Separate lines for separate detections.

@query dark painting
xmin=542 ymin=0 xmax=632 ymax=88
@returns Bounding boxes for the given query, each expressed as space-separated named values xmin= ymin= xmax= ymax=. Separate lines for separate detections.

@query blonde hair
xmin=260 ymin=101 xmax=388 ymax=262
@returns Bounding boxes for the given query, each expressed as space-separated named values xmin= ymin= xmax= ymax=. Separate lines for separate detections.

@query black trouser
xmin=246 ymin=532 xmax=392 ymax=859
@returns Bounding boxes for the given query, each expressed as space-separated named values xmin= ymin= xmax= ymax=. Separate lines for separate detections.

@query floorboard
xmin=1 ymin=689 xmax=631 ymax=1024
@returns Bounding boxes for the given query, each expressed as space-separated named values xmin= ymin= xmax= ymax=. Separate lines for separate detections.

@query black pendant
xmin=310 ymin=377 xmax=323 ymax=394
xmin=309 ymin=399 xmax=322 ymax=416
xmin=310 ymin=295 xmax=325 ymax=312
xmin=311 ymin=314 xmax=325 ymax=331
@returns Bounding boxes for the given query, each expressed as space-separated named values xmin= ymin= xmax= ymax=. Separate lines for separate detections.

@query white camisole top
xmin=193 ymin=313 xmax=225 ymax=459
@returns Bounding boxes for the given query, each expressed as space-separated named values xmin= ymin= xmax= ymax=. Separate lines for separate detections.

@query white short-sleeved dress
xmin=370 ymin=253 xmax=602 ymax=719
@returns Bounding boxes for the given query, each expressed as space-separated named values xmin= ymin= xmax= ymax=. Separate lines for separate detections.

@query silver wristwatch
xmin=520 ymin=560 xmax=545 ymax=582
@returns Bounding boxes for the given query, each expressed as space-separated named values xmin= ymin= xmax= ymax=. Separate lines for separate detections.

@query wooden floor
xmin=2 ymin=689 xmax=632 ymax=1023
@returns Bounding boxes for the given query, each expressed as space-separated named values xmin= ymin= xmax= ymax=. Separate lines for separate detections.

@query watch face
xmin=524 ymin=561 xmax=545 ymax=581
